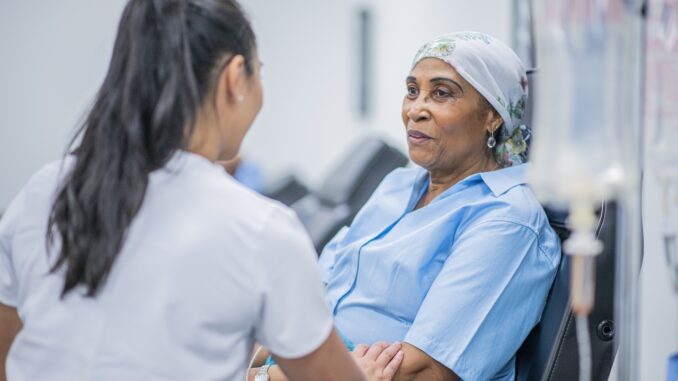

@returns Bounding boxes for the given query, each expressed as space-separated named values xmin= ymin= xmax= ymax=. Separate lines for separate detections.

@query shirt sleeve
xmin=403 ymin=219 xmax=559 ymax=381
xmin=254 ymin=206 xmax=334 ymax=359
xmin=0 ymin=187 xmax=27 ymax=307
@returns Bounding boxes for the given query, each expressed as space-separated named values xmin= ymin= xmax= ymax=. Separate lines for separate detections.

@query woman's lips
xmin=407 ymin=130 xmax=432 ymax=145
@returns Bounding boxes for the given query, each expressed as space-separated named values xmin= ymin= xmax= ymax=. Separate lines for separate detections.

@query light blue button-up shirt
xmin=319 ymin=164 xmax=560 ymax=381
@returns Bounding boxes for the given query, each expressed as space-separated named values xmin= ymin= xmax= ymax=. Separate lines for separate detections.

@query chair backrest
xmin=515 ymin=202 xmax=618 ymax=381
xmin=316 ymin=137 xmax=408 ymax=209
xmin=292 ymin=137 xmax=408 ymax=252
xmin=264 ymin=174 xmax=310 ymax=206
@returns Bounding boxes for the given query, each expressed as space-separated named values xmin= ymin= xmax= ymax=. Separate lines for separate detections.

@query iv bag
xmin=529 ymin=0 xmax=642 ymax=209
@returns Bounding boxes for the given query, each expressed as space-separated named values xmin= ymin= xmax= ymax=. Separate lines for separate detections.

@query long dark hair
xmin=47 ymin=0 xmax=256 ymax=296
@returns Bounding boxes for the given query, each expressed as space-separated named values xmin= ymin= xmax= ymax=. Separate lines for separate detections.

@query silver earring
xmin=487 ymin=134 xmax=496 ymax=149
xmin=237 ymin=95 xmax=244 ymax=103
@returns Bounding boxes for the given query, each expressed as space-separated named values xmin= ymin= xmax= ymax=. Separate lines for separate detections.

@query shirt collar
xmin=163 ymin=150 xmax=226 ymax=174
xmin=479 ymin=163 xmax=528 ymax=197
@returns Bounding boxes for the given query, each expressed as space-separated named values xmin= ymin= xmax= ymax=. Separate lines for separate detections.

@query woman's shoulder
xmin=472 ymin=164 xmax=551 ymax=235
xmin=463 ymin=181 xmax=560 ymax=261
xmin=170 ymin=162 xmax=285 ymax=224
xmin=19 ymin=157 xmax=74 ymax=203
xmin=497 ymin=183 xmax=550 ymax=229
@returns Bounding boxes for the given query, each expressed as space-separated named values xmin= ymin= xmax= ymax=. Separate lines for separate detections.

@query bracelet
xmin=254 ymin=364 xmax=271 ymax=381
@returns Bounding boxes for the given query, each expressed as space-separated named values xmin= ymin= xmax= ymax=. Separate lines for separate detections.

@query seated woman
xmin=254 ymin=31 xmax=560 ymax=381
xmin=321 ymin=31 xmax=561 ymax=381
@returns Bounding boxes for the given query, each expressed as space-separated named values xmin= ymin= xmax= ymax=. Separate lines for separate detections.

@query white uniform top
xmin=0 ymin=151 xmax=333 ymax=381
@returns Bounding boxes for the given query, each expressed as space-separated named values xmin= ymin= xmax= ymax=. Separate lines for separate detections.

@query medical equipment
xmin=530 ymin=1 xmax=645 ymax=380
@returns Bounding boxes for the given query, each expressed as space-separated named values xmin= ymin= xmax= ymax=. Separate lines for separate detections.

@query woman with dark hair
xmin=0 ymin=1 xmax=402 ymax=380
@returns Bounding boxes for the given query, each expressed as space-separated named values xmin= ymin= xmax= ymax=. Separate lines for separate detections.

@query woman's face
xmin=402 ymin=58 xmax=493 ymax=174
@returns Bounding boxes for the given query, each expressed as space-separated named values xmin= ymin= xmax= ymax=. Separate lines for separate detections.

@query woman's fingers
xmin=355 ymin=342 xmax=404 ymax=381
xmin=375 ymin=342 xmax=402 ymax=367
xmin=352 ymin=343 xmax=369 ymax=358
xmin=383 ymin=350 xmax=404 ymax=378
xmin=364 ymin=341 xmax=389 ymax=360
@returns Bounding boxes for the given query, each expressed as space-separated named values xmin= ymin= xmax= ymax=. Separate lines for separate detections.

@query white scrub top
xmin=0 ymin=151 xmax=333 ymax=381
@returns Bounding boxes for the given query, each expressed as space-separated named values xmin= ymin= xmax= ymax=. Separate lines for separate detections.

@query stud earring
xmin=237 ymin=95 xmax=244 ymax=103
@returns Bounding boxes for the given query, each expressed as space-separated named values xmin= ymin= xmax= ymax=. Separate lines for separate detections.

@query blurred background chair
xmin=265 ymin=137 xmax=408 ymax=252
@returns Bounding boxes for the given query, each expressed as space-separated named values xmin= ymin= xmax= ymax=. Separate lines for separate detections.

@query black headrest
xmin=316 ymin=137 xmax=408 ymax=208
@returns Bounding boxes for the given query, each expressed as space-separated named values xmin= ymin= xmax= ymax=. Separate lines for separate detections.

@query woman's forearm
xmin=0 ymin=304 xmax=22 ymax=381
xmin=392 ymin=343 xmax=457 ymax=381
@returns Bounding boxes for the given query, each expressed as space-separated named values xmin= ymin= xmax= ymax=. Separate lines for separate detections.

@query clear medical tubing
xmin=565 ymin=203 xmax=602 ymax=381
xmin=531 ymin=1 xmax=645 ymax=381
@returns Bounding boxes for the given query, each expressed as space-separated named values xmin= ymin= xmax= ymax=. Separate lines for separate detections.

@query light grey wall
xmin=0 ymin=0 xmax=510 ymax=207
xmin=239 ymin=0 xmax=511 ymax=188
xmin=0 ymin=1 xmax=127 ymax=211
xmin=0 ymin=1 xmax=674 ymax=380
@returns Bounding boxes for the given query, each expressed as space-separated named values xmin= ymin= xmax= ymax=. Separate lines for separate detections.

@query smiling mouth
xmin=407 ymin=130 xmax=432 ymax=144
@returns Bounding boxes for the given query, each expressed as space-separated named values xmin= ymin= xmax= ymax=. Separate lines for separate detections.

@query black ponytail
xmin=47 ymin=0 xmax=256 ymax=296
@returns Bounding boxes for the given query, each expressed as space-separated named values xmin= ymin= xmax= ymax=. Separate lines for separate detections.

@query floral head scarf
xmin=412 ymin=31 xmax=531 ymax=167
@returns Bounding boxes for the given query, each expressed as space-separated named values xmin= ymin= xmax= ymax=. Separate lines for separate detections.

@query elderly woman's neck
xmin=418 ymin=154 xmax=498 ymax=209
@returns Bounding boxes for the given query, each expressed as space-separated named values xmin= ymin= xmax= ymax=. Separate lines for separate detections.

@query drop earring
xmin=486 ymin=133 xmax=496 ymax=149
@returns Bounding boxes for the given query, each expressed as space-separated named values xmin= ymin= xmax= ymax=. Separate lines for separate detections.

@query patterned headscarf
xmin=412 ymin=31 xmax=531 ymax=167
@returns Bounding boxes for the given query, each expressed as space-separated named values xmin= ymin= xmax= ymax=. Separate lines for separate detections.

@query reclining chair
xmin=278 ymin=137 xmax=408 ymax=252
xmin=515 ymin=202 xmax=618 ymax=381
xmin=292 ymin=137 xmax=408 ymax=252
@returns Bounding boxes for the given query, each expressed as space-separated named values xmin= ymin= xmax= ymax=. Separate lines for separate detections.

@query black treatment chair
xmin=515 ymin=202 xmax=619 ymax=381
xmin=264 ymin=174 xmax=310 ymax=207
xmin=290 ymin=137 xmax=408 ymax=252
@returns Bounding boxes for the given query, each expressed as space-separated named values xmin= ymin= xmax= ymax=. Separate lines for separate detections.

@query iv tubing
xmin=576 ymin=314 xmax=592 ymax=381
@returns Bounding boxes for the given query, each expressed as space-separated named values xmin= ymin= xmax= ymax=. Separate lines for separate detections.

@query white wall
xmin=0 ymin=0 xmax=510 ymax=206
xmin=0 ymin=1 xmax=127 ymax=211
xmin=239 ymin=0 xmax=510 ymax=188
xmin=0 ymin=1 xmax=674 ymax=380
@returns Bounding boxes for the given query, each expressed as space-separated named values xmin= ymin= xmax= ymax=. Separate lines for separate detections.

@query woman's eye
xmin=406 ymin=86 xmax=418 ymax=97
xmin=434 ymin=89 xmax=452 ymax=98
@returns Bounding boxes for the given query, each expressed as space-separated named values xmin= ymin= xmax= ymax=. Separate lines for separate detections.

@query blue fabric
xmin=234 ymin=160 xmax=265 ymax=193
xmin=668 ymin=353 xmax=678 ymax=381
xmin=264 ymin=331 xmax=355 ymax=366
xmin=319 ymin=164 xmax=560 ymax=381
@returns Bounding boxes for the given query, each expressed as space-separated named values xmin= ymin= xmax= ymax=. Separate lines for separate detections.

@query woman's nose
xmin=407 ymin=95 xmax=431 ymax=122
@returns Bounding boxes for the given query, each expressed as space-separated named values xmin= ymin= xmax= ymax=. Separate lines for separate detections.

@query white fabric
xmin=412 ymin=31 xmax=529 ymax=134
xmin=0 ymin=151 xmax=333 ymax=381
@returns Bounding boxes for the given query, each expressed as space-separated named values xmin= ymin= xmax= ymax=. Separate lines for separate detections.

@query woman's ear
xmin=216 ymin=54 xmax=248 ymax=106
xmin=484 ymin=109 xmax=503 ymax=134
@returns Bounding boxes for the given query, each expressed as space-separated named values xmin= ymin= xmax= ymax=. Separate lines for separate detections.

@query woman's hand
xmin=351 ymin=342 xmax=404 ymax=381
